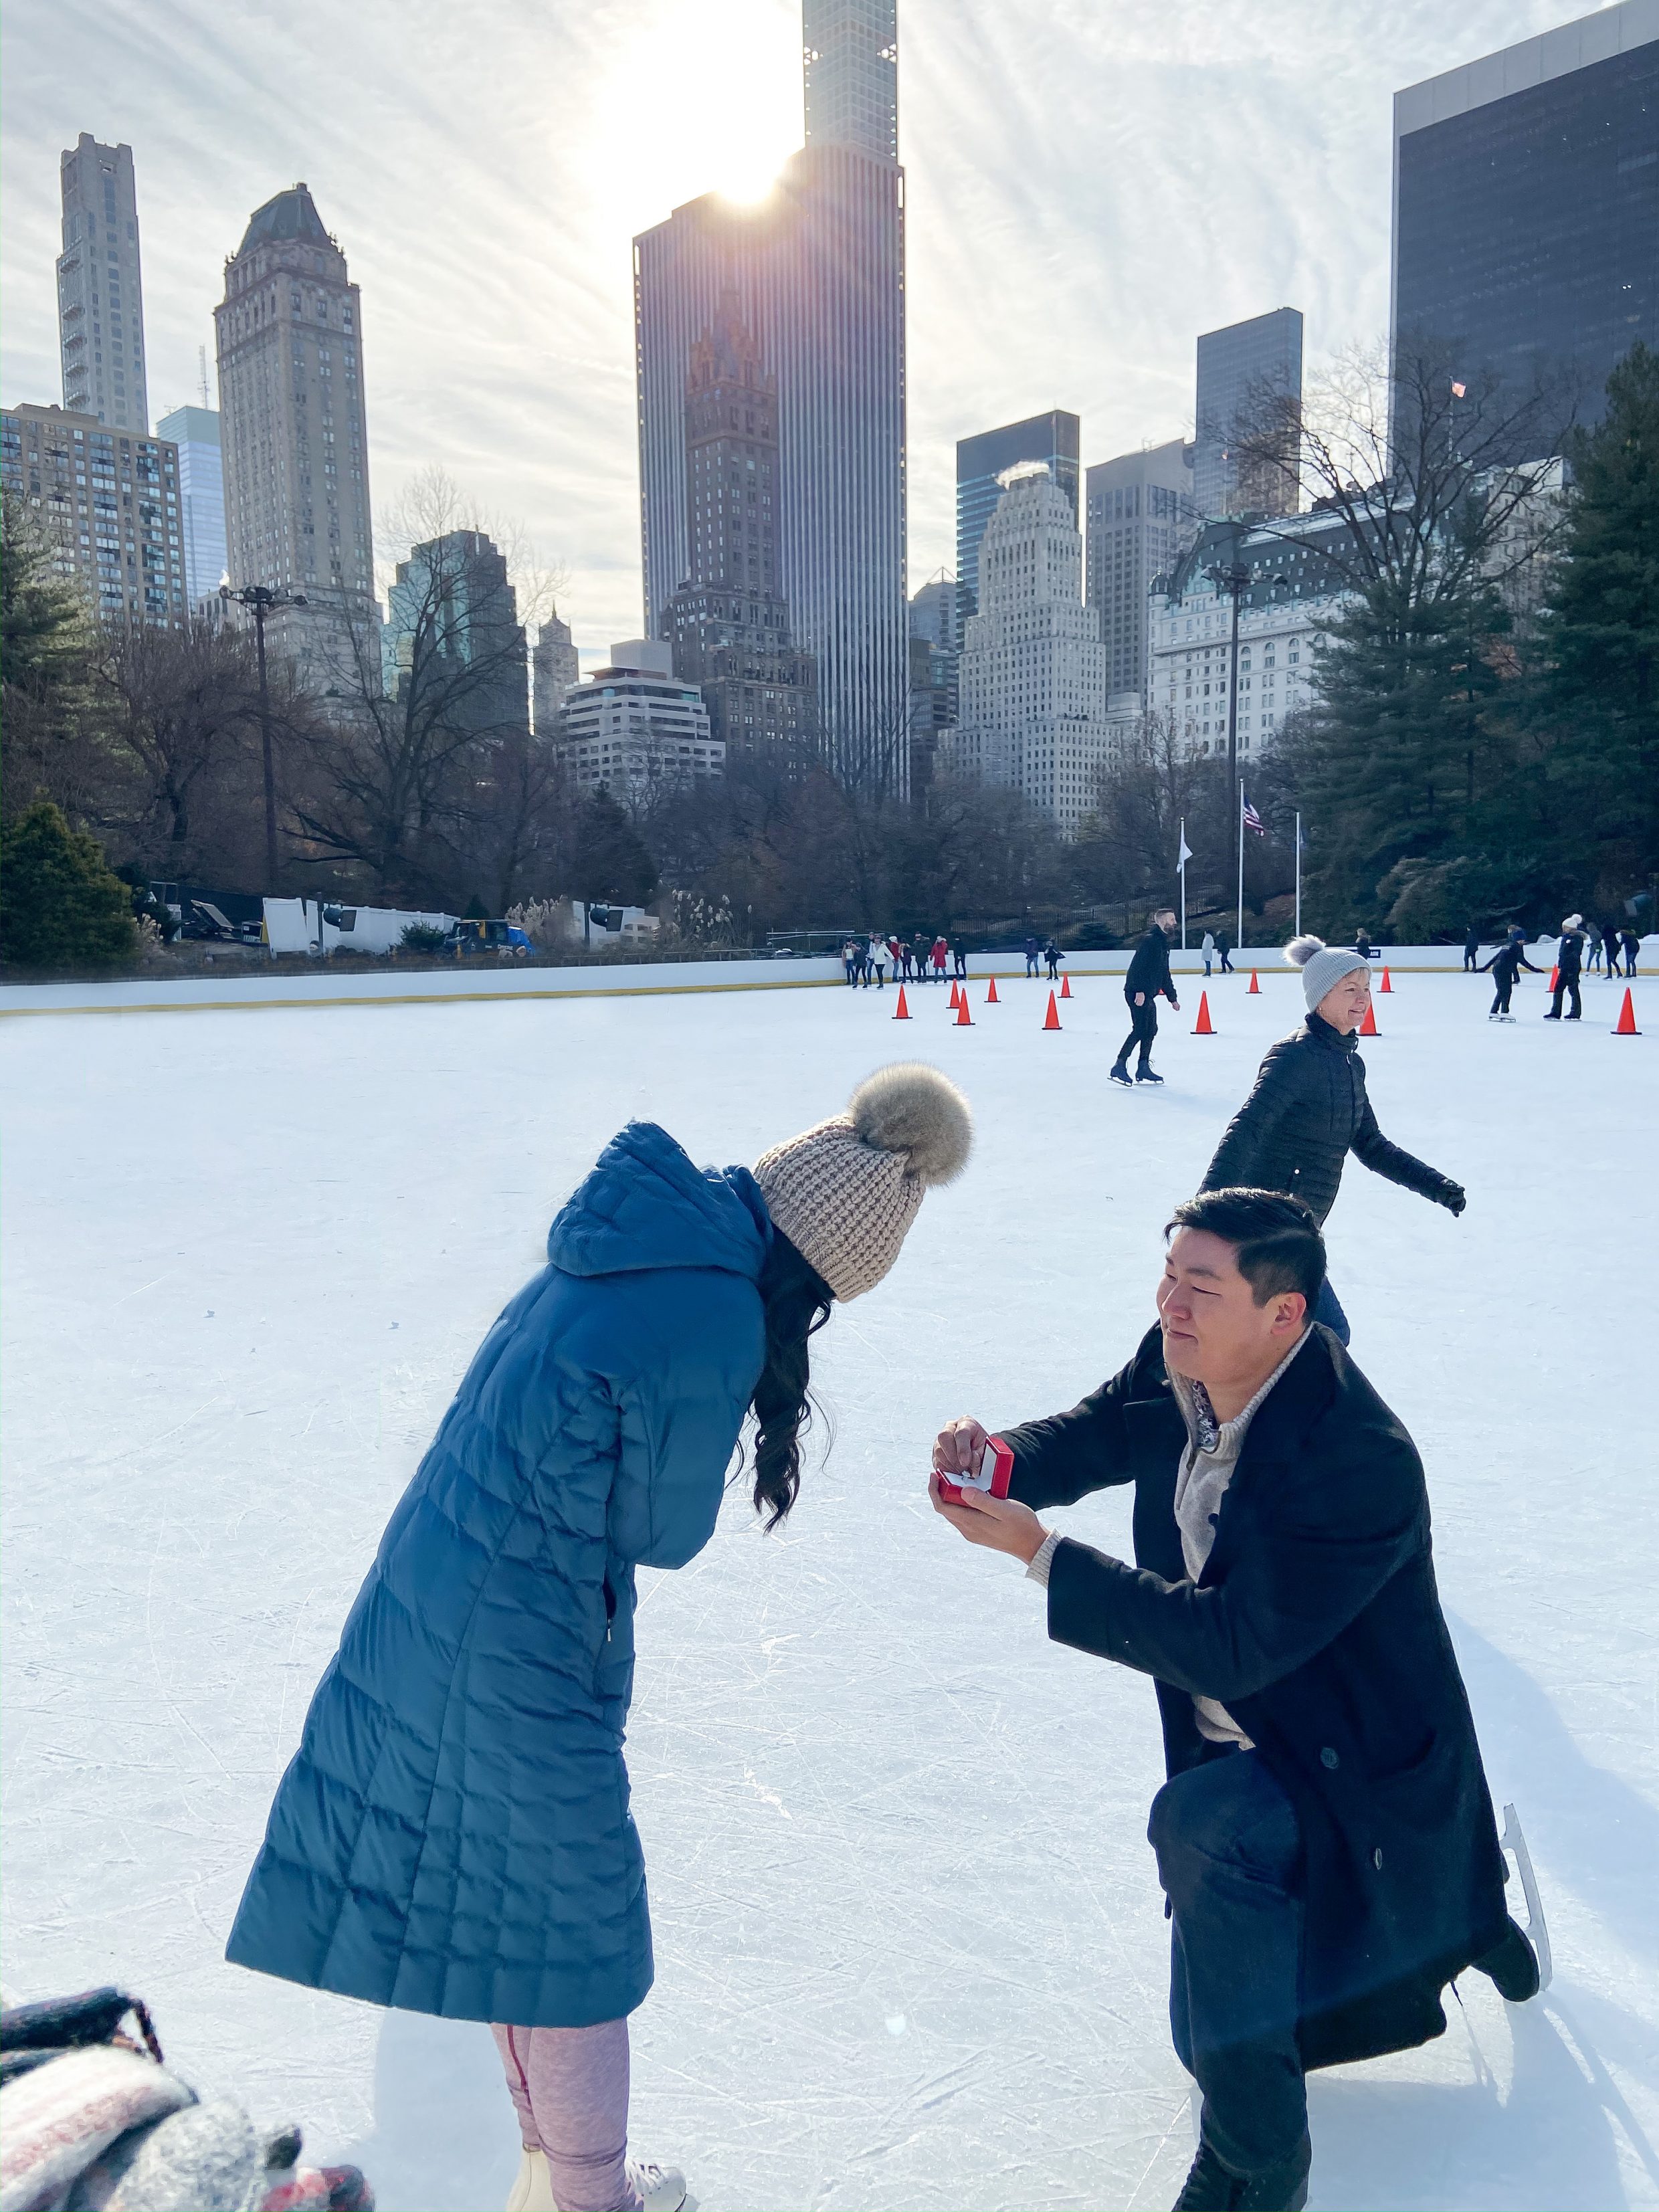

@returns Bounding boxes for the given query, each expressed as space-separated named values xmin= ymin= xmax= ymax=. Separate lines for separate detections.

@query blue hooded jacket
xmin=225 ymin=1123 xmax=772 ymax=2027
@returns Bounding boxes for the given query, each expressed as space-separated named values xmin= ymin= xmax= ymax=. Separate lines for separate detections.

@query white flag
xmin=1177 ymin=824 xmax=1193 ymax=872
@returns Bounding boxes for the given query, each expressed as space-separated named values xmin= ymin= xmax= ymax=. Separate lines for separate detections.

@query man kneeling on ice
xmin=930 ymin=1188 xmax=1539 ymax=2212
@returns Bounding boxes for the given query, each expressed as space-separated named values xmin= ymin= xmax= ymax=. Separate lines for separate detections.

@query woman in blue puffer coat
xmin=225 ymin=1066 xmax=971 ymax=2212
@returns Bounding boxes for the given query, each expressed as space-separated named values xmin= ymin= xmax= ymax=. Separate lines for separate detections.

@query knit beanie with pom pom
xmin=1285 ymin=933 xmax=1370 ymax=1013
xmin=753 ymin=1064 xmax=972 ymax=1301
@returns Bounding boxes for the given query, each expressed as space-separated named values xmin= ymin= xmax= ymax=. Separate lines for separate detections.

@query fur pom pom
xmin=849 ymin=1063 xmax=973 ymax=1187
xmin=1284 ymin=934 xmax=1325 ymax=969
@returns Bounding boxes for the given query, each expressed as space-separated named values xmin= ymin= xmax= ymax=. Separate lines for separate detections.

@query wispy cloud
xmin=1 ymin=0 xmax=1573 ymax=649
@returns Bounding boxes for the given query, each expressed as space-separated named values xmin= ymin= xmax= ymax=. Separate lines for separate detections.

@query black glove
xmin=1439 ymin=1183 xmax=1467 ymax=1217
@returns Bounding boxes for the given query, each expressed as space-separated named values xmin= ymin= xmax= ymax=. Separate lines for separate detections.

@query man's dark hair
xmin=1165 ymin=1188 xmax=1327 ymax=1310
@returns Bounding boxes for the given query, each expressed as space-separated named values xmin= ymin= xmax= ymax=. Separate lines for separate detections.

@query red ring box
xmin=937 ymin=1434 xmax=1014 ymax=1505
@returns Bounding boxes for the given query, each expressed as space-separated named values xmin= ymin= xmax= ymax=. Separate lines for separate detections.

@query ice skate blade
xmin=1500 ymin=1803 xmax=1553 ymax=1993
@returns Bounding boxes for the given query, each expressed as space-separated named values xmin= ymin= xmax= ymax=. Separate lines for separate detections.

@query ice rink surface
xmin=3 ymin=964 xmax=1655 ymax=2212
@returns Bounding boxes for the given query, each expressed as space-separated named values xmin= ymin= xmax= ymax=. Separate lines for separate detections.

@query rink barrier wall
xmin=0 ymin=945 xmax=1647 ymax=1019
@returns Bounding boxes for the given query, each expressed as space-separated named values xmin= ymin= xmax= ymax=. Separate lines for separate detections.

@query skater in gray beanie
xmin=1195 ymin=936 xmax=1464 ymax=1342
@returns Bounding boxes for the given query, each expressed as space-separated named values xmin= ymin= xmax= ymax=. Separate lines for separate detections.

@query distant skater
xmin=1462 ymin=924 xmax=1482 ymax=972
xmin=1621 ymin=926 xmax=1640 ymax=977
xmin=1044 ymin=938 xmax=1061 ymax=982
xmin=1354 ymin=928 xmax=1375 ymax=961
xmin=1201 ymin=930 xmax=1216 ymax=978
xmin=955 ymin=942 xmax=968 ymax=981
xmin=1110 ymin=910 xmax=1179 ymax=1088
xmin=1479 ymin=926 xmax=1541 ymax=1020
xmin=1024 ymin=934 xmax=1041 ymax=978
xmin=1215 ymin=929 xmax=1234 ymax=975
xmin=1199 ymin=936 xmax=1464 ymax=1342
xmin=931 ymin=935 xmax=949 ymax=985
xmin=1545 ymin=915 xmax=1587 ymax=1020
xmin=1586 ymin=923 xmax=1604 ymax=974
xmin=868 ymin=934 xmax=888 ymax=990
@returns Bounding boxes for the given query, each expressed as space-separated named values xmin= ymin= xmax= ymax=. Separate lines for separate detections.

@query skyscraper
xmin=1392 ymin=0 xmax=1658 ymax=457
xmin=950 ymin=465 xmax=1120 ymax=839
xmin=383 ymin=530 xmax=528 ymax=738
xmin=1084 ymin=439 xmax=1197 ymax=700
xmin=804 ymin=0 xmax=898 ymax=160
xmin=56 ymin=136 xmax=149 ymax=433
xmin=532 ymin=616 xmax=581 ymax=734
xmin=1 ymin=404 xmax=185 ymax=625
xmin=215 ymin=184 xmax=374 ymax=665
xmin=1193 ymin=309 xmax=1303 ymax=520
xmin=155 ymin=405 xmax=227 ymax=609
xmin=634 ymin=2 xmax=906 ymax=791
xmin=662 ymin=299 xmax=817 ymax=761
xmin=907 ymin=570 xmax=957 ymax=793
xmin=955 ymin=411 xmax=1080 ymax=627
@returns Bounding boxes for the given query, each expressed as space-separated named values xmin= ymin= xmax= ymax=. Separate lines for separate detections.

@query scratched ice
xmin=3 ymin=972 xmax=1655 ymax=2210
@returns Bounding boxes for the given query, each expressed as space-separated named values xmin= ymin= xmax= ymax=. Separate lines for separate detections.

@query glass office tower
xmin=1193 ymin=310 xmax=1303 ymax=521
xmin=955 ymin=410 xmax=1080 ymax=627
xmin=1392 ymin=0 xmax=1658 ymax=456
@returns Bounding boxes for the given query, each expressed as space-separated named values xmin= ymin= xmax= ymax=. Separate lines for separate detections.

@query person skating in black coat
xmin=1199 ymin=936 xmax=1464 ymax=1342
xmin=1462 ymin=924 xmax=1482 ymax=971
xmin=1479 ymin=928 xmax=1541 ymax=1019
xmin=1111 ymin=910 xmax=1179 ymax=1086
xmin=1620 ymin=926 xmax=1641 ymax=977
xmin=929 ymin=1189 xmax=1537 ymax=2212
xmin=1545 ymin=916 xmax=1587 ymax=1019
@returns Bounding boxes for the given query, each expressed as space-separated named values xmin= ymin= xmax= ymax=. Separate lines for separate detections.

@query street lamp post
xmin=1205 ymin=559 xmax=1250 ymax=945
xmin=220 ymin=581 xmax=306 ymax=890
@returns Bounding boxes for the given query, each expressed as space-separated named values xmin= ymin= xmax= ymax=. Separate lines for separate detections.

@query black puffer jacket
xmin=1200 ymin=1013 xmax=1456 ymax=1226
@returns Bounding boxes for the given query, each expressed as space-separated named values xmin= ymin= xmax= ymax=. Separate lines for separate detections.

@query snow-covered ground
xmin=3 ymin=966 xmax=1654 ymax=2212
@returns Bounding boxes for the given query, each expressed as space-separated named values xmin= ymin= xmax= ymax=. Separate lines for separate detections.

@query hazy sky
xmin=3 ymin=0 xmax=1580 ymax=657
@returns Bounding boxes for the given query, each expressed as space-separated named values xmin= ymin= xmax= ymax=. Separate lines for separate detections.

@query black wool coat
xmin=1200 ymin=1012 xmax=1452 ymax=1227
xmin=1003 ymin=1324 xmax=1511 ymax=2073
xmin=1125 ymin=928 xmax=1177 ymax=1005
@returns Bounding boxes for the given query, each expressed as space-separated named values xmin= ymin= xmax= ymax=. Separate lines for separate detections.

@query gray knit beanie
xmin=753 ymin=1064 xmax=972 ymax=1301
xmin=1286 ymin=933 xmax=1369 ymax=1012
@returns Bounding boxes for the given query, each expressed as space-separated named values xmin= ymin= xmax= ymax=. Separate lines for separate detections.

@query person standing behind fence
xmin=1545 ymin=916 xmax=1587 ymax=1020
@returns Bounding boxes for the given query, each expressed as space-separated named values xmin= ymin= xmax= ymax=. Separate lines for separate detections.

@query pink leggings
xmin=491 ymin=2019 xmax=640 ymax=2212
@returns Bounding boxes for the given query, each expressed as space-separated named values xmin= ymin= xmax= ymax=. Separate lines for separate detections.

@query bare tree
xmin=289 ymin=468 xmax=559 ymax=906
xmin=1228 ymin=338 xmax=1575 ymax=606
xmin=98 ymin=615 xmax=266 ymax=871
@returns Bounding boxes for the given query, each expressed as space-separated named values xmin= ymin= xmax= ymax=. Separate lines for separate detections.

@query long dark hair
xmin=747 ymin=1229 xmax=834 ymax=1530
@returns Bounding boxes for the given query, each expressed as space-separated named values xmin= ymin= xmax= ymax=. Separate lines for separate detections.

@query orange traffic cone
xmin=1380 ymin=967 xmax=1393 ymax=993
xmin=1548 ymin=965 xmax=1559 ymax=993
xmin=893 ymin=985 xmax=910 ymax=1020
xmin=948 ymin=980 xmax=961 ymax=1011
xmin=1042 ymin=990 xmax=1062 ymax=1031
xmin=955 ymin=994 xmax=973 ymax=1027
xmin=985 ymin=976 xmax=1000 ymax=1004
xmin=1247 ymin=970 xmax=1260 ymax=994
xmin=1614 ymin=988 xmax=1641 ymax=1035
xmin=1193 ymin=992 xmax=1215 ymax=1035
xmin=1060 ymin=973 xmax=1072 ymax=999
xmin=1359 ymin=999 xmax=1379 ymax=1036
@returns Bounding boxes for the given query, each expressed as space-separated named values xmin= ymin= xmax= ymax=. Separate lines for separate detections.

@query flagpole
xmin=1236 ymin=785 xmax=1246 ymax=950
xmin=1294 ymin=811 xmax=1302 ymax=940
xmin=1179 ymin=817 xmax=1187 ymax=950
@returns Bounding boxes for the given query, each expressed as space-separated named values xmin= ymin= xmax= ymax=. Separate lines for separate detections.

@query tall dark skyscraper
xmin=635 ymin=2 xmax=906 ymax=792
xmin=955 ymin=411 xmax=1080 ymax=627
xmin=1193 ymin=309 xmax=1303 ymax=520
xmin=1392 ymin=0 xmax=1658 ymax=456
xmin=663 ymin=298 xmax=817 ymax=760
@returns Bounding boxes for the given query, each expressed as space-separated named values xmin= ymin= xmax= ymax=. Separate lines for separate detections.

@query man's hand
xmin=929 ymin=1472 xmax=1048 ymax=1563
xmin=1438 ymin=1182 xmax=1468 ymax=1217
xmin=932 ymin=1417 xmax=989 ymax=1477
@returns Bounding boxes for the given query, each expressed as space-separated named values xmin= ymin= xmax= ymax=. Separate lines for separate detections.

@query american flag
xmin=1242 ymin=794 xmax=1266 ymax=837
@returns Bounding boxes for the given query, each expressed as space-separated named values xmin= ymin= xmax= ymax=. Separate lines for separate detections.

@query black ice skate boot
xmin=1136 ymin=1065 xmax=1165 ymax=1085
xmin=1171 ymin=2136 xmax=1238 ymax=2210
xmin=1109 ymin=1062 xmax=1133 ymax=1086
xmin=1473 ymin=1914 xmax=1541 ymax=2002
xmin=1232 ymin=2135 xmax=1312 ymax=2212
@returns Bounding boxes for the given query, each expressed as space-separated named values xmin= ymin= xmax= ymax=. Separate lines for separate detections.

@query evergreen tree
xmin=1 ymin=801 xmax=138 ymax=969
xmin=1 ymin=489 xmax=104 ymax=821
xmin=1537 ymin=342 xmax=1659 ymax=900
xmin=571 ymin=789 xmax=658 ymax=908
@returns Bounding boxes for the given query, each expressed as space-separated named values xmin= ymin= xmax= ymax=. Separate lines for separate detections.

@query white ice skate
xmin=503 ymin=2150 xmax=687 ymax=2212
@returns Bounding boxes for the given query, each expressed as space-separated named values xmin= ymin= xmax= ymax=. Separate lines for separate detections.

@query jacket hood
xmin=548 ymin=1121 xmax=771 ymax=1281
